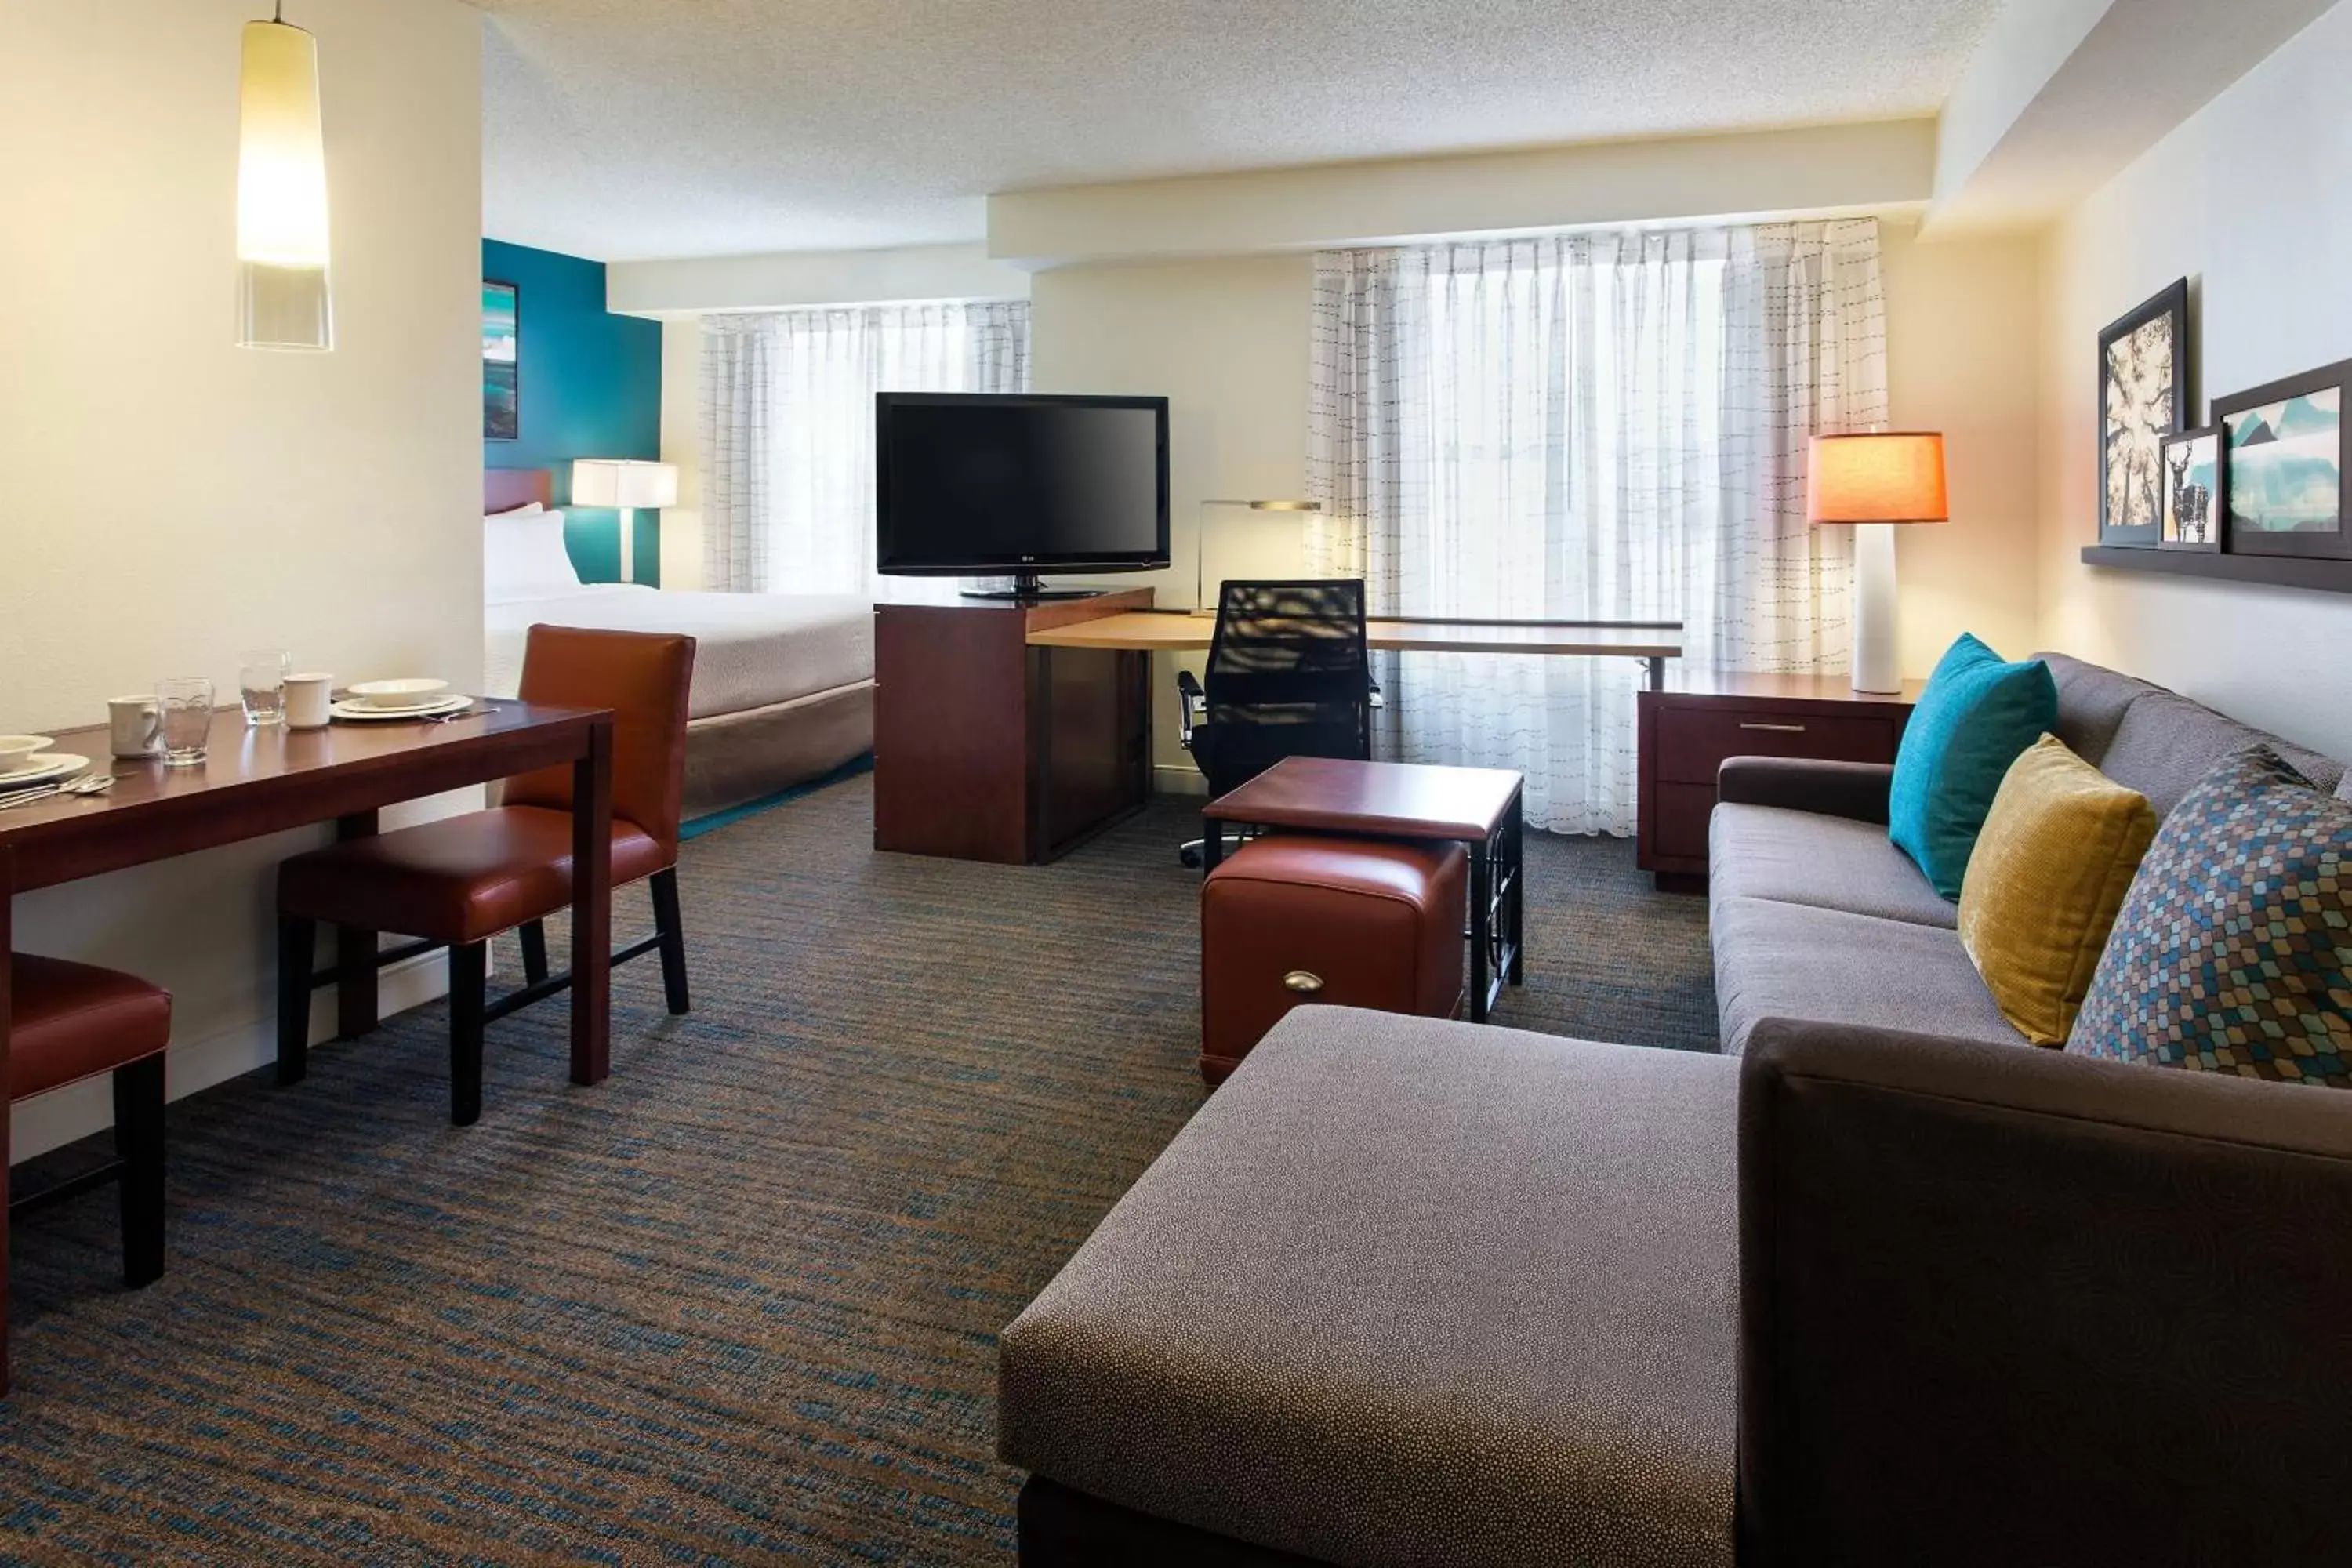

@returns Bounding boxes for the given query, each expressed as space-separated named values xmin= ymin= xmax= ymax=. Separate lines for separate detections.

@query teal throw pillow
xmin=2069 ymin=746 xmax=2351 ymax=1086
xmin=1887 ymin=633 xmax=2058 ymax=900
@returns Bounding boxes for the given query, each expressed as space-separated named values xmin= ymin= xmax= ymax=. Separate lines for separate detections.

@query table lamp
xmin=1807 ymin=433 xmax=1947 ymax=695
xmin=1195 ymin=499 xmax=1323 ymax=612
xmin=572 ymin=459 xmax=679 ymax=586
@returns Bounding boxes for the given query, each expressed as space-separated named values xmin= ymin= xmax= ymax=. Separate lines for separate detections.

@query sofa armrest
xmin=1737 ymin=1020 xmax=2352 ymax=1568
xmin=1714 ymin=757 xmax=1893 ymax=823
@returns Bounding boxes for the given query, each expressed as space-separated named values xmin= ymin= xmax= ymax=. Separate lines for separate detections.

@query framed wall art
xmin=2158 ymin=426 xmax=2221 ymax=552
xmin=2215 ymin=358 xmax=2348 ymax=559
xmin=484 ymin=278 xmax=520 ymax=442
xmin=2097 ymin=278 xmax=2190 ymax=547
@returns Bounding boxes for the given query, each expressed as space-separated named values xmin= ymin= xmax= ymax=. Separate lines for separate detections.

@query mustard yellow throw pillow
xmin=1958 ymin=735 xmax=2158 ymax=1046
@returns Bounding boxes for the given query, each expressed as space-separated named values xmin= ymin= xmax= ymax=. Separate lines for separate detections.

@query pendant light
xmin=236 ymin=5 xmax=332 ymax=350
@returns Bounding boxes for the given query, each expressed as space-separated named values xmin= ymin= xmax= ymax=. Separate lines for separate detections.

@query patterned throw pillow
xmin=2070 ymin=746 xmax=2352 ymax=1087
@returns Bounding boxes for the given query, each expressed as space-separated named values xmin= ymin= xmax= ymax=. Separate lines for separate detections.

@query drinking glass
xmin=158 ymin=677 xmax=215 ymax=767
xmin=240 ymin=649 xmax=291 ymax=727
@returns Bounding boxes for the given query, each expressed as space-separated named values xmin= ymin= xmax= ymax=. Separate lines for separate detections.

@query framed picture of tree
xmin=2097 ymin=278 xmax=2190 ymax=547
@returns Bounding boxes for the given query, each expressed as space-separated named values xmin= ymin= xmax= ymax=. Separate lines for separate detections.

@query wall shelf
xmin=2079 ymin=546 xmax=2352 ymax=596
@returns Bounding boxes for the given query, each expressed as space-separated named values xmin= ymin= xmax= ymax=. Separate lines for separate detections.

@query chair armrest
xmin=1738 ymin=1020 xmax=2352 ymax=1568
xmin=1715 ymin=757 xmax=1893 ymax=824
xmin=1175 ymin=670 xmax=1204 ymax=750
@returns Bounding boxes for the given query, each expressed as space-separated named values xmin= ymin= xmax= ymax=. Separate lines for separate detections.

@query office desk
xmin=873 ymin=596 xmax=1687 ymax=867
xmin=1025 ymin=611 xmax=1684 ymax=688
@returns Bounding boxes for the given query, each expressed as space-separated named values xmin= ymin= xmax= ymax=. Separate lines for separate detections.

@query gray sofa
xmin=1710 ymin=653 xmax=2346 ymax=1056
xmin=1000 ymin=654 xmax=2352 ymax=1567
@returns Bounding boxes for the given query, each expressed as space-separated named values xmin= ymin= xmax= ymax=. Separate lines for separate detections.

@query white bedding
xmin=486 ymin=584 xmax=873 ymax=721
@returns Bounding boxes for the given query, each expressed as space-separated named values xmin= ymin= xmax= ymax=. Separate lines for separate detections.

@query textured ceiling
xmin=476 ymin=0 xmax=2004 ymax=263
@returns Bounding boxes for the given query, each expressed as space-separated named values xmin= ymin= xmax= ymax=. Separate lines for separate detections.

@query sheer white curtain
xmin=1306 ymin=220 xmax=1887 ymax=835
xmin=699 ymin=300 xmax=1030 ymax=597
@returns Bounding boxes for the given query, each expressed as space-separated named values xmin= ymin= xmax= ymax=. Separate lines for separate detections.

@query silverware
xmin=0 ymin=774 xmax=116 ymax=810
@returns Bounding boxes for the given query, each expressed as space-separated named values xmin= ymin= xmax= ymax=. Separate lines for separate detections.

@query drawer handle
xmin=1739 ymin=722 xmax=1807 ymax=733
xmin=1283 ymin=971 xmax=1325 ymax=995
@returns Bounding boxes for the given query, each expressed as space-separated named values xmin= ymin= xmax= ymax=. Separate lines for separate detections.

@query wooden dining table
xmin=0 ymin=698 xmax=614 ymax=1394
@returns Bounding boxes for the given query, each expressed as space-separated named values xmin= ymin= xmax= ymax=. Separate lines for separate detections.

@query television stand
xmin=874 ymin=588 xmax=1156 ymax=864
xmin=960 ymin=573 xmax=1104 ymax=603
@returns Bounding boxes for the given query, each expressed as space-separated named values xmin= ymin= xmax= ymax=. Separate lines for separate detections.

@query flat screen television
xmin=876 ymin=392 xmax=1171 ymax=600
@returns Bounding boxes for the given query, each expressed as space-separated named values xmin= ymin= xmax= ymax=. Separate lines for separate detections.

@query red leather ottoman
xmin=1199 ymin=837 xmax=1467 ymax=1085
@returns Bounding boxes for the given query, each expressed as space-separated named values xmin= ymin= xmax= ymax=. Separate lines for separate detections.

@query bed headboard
xmin=485 ymin=469 xmax=554 ymax=514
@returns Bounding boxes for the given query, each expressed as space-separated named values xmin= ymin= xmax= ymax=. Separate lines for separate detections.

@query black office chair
xmin=1175 ymin=579 xmax=1380 ymax=867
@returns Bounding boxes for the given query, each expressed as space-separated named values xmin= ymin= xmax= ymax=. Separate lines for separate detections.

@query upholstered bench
xmin=1000 ymin=1006 xmax=1740 ymax=1568
xmin=1199 ymin=837 xmax=1467 ymax=1084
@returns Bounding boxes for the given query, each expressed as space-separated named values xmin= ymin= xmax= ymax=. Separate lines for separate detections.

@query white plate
xmin=348 ymin=677 xmax=452 ymax=710
xmin=0 ymin=753 xmax=93 ymax=789
xmin=329 ymin=695 xmax=474 ymax=723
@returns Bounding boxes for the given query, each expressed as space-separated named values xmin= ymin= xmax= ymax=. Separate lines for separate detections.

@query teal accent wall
xmin=482 ymin=239 xmax=664 ymax=585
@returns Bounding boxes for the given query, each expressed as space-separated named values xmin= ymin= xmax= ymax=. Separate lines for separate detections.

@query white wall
xmin=2036 ymin=1 xmax=2352 ymax=759
xmin=612 ymin=242 xmax=1031 ymax=318
xmin=1882 ymin=223 xmax=2045 ymax=670
xmin=990 ymin=121 xmax=1938 ymax=266
xmin=659 ymin=318 xmax=706 ymax=590
xmin=1027 ymin=256 xmax=1316 ymax=783
xmin=0 ymin=0 xmax=484 ymax=1156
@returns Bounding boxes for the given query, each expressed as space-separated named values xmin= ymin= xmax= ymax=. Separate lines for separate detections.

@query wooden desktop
xmin=1028 ymin=611 xmax=1682 ymax=684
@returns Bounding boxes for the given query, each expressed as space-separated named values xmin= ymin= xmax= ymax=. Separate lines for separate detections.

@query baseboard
xmin=1153 ymin=767 xmax=1210 ymax=797
xmin=9 ymin=948 xmax=456 ymax=1163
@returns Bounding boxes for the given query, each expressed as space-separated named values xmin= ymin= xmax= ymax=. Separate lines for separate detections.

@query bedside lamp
xmin=1808 ymin=434 xmax=1947 ymax=695
xmin=1195 ymin=499 xmax=1323 ymax=612
xmin=572 ymin=459 xmax=678 ymax=586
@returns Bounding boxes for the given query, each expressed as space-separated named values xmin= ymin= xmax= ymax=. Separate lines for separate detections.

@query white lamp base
xmin=1851 ymin=521 xmax=1900 ymax=695
xmin=618 ymin=506 xmax=636 ymax=585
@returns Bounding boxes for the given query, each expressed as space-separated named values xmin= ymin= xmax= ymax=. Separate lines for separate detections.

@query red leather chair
xmin=9 ymin=955 xmax=169 ymax=1290
xmin=274 ymin=626 xmax=696 ymax=1125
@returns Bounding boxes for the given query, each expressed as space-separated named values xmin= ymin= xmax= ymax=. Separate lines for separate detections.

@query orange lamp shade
xmin=1808 ymin=433 xmax=1948 ymax=524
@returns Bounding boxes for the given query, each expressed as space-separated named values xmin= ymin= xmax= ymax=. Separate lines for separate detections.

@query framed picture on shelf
xmin=2158 ymin=426 xmax=2223 ymax=552
xmin=2097 ymin=278 xmax=2190 ymax=547
xmin=483 ymin=279 xmax=519 ymax=442
xmin=2215 ymin=359 xmax=2349 ymax=559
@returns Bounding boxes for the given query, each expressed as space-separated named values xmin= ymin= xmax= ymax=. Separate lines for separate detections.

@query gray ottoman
xmin=999 ymin=1007 xmax=1739 ymax=1568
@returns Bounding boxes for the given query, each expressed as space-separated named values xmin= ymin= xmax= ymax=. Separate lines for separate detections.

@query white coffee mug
xmin=108 ymin=695 xmax=162 ymax=759
xmin=285 ymin=673 xmax=335 ymax=731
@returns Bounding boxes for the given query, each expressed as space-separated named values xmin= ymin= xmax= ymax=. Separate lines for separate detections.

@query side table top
xmin=1649 ymin=670 xmax=1926 ymax=706
xmin=1203 ymin=757 xmax=1523 ymax=841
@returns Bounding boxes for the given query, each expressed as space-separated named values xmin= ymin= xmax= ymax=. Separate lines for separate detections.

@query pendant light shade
xmin=236 ymin=17 xmax=332 ymax=350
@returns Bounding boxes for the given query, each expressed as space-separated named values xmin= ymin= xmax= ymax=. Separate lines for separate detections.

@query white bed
xmin=485 ymin=583 xmax=873 ymax=721
xmin=483 ymin=486 xmax=874 ymax=818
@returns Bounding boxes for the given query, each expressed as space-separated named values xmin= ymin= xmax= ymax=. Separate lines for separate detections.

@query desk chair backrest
xmin=1196 ymin=579 xmax=1374 ymax=795
xmin=503 ymin=625 xmax=698 ymax=857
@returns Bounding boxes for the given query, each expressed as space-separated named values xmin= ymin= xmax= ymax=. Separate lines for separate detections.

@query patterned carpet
xmin=1 ymin=774 xmax=1714 ymax=1565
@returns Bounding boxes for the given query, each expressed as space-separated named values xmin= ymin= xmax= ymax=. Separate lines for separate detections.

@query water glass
xmin=240 ymin=649 xmax=291 ymax=727
xmin=158 ymin=677 xmax=214 ymax=767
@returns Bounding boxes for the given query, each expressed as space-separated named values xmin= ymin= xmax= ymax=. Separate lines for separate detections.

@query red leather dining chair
xmin=274 ymin=626 xmax=696 ymax=1126
xmin=9 ymin=955 xmax=169 ymax=1290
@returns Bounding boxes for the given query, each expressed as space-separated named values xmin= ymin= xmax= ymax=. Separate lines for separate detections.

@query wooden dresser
xmin=1637 ymin=672 xmax=1920 ymax=891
